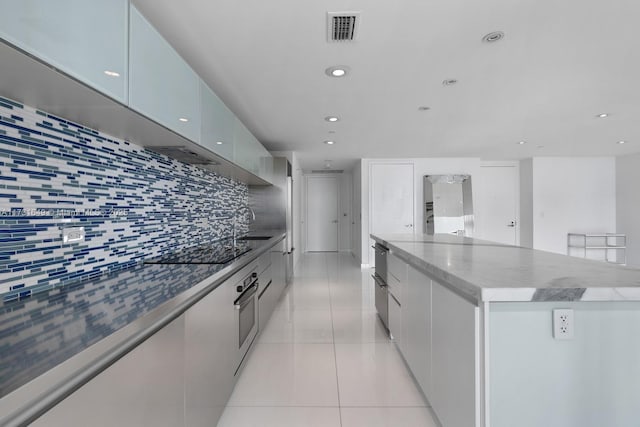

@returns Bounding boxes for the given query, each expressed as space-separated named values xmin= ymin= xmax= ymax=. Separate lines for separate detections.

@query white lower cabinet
xmin=388 ymin=291 xmax=402 ymax=345
xmin=257 ymin=251 xmax=277 ymax=331
xmin=402 ymin=265 xmax=432 ymax=398
xmin=392 ymin=256 xmax=479 ymax=427
xmin=259 ymin=240 xmax=287 ymax=330
xmin=184 ymin=280 xmax=236 ymax=427
xmin=431 ymin=280 xmax=478 ymax=427
xmin=33 ymin=316 xmax=186 ymax=427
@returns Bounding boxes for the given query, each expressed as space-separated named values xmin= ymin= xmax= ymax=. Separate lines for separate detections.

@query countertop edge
xmin=372 ymin=235 xmax=481 ymax=305
xmin=0 ymin=233 xmax=286 ymax=427
xmin=371 ymin=234 xmax=640 ymax=304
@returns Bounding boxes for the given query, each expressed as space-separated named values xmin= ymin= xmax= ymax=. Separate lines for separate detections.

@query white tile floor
xmin=218 ymin=253 xmax=440 ymax=427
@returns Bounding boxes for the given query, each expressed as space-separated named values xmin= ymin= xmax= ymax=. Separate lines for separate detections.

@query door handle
xmin=405 ymin=224 xmax=413 ymax=228
xmin=507 ymin=221 xmax=516 ymax=227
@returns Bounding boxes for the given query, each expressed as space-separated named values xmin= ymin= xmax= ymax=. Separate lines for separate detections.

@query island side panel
xmin=431 ymin=279 xmax=480 ymax=427
xmin=489 ymin=301 xmax=640 ymax=427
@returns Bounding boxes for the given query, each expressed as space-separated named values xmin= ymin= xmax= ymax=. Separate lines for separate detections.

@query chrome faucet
xmin=232 ymin=206 xmax=256 ymax=248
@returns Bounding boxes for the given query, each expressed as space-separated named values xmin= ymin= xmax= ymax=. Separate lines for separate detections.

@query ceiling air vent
xmin=327 ymin=12 xmax=360 ymax=42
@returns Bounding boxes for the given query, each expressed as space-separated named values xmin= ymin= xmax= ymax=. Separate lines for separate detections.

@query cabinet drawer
xmin=388 ymin=253 xmax=407 ymax=283
xmin=258 ymin=278 xmax=278 ymax=331
xmin=389 ymin=292 xmax=402 ymax=345
xmin=257 ymin=251 xmax=272 ymax=276
xmin=386 ymin=272 xmax=402 ymax=304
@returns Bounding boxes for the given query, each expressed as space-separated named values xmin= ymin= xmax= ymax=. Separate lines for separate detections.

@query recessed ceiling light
xmin=597 ymin=113 xmax=609 ymax=118
xmin=179 ymin=118 xmax=189 ymax=122
xmin=216 ymin=141 xmax=224 ymax=145
xmin=324 ymin=140 xmax=335 ymax=145
xmin=104 ymin=70 xmax=120 ymax=77
xmin=325 ymin=116 xmax=339 ymax=122
xmin=617 ymin=140 xmax=627 ymax=144
xmin=442 ymin=79 xmax=458 ymax=86
xmin=482 ymin=31 xmax=505 ymax=43
xmin=518 ymin=141 xmax=527 ymax=145
xmin=325 ymin=66 xmax=349 ymax=77
xmin=418 ymin=106 xmax=431 ymax=111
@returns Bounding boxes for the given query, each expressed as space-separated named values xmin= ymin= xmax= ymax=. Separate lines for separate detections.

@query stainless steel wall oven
xmin=234 ymin=270 xmax=259 ymax=374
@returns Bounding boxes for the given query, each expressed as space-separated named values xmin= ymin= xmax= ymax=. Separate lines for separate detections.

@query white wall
xmin=616 ymin=153 xmax=640 ymax=267
xmin=292 ymin=153 xmax=303 ymax=267
xmin=360 ymin=158 xmax=483 ymax=266
xmin=339 ymin=172 xmax=353 ymax=252
xmin=352 ymin=161 xmax=362 ymax=262
xmin=529 ymin=157 xmax=616 ymax=255
xmin=357 ymin=156 xmax=617 ymax=264
xmin=519 ymin=159 xmax=534 ymax=248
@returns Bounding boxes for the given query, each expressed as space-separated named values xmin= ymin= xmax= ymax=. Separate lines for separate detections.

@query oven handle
xmin=234 ymin=282 xmax=258 ymax=309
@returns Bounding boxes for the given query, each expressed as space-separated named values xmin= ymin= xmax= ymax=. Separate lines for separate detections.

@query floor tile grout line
xmin=224 ymin=404 xmax=342 ymax=408
xmin=222 ymin=254 xmax=436 ymax=425
xmin=224 ymin=404 xmax=430 ymax=407
xmin=326 ymin=252 xmax=343 ymax=427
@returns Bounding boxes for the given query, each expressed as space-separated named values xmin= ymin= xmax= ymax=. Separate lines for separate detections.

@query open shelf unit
xmin=567 ymin=233 xmax=626 ymax=265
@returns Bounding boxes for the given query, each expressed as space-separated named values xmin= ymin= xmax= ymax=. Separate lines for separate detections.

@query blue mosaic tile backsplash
xmin=0 ymin=96 xmax=248 ymax=299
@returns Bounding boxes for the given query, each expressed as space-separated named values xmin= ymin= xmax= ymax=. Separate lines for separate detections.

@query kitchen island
xmin=0 ymin=232 xmax=286 ymax=427
xmin=371 ymin=233 xmax=640 ymax=427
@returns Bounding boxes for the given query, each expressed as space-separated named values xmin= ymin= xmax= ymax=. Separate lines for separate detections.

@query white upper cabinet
xmin=200 ymin=81 xmax=234 ymax=161
xmin=0 ymin=0 xmax=129 ymax=103
xmin=256 ymin=143 xmax=273 ymax=183
xmin=129 ymin=5 xmax=200 ymax=142
xmin=233 ymin=118 xmax=260 ymax=175
xmin=233 ymin=118 xmax=273 ymax=181
xmin=0 ymin=2 xmax=273 ymax=184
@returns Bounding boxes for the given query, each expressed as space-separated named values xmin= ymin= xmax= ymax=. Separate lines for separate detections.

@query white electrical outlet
xmin=62 ymin=226 xmax=85 ymax=244
xmin=553 ymin=309 xmax=574 ymax=340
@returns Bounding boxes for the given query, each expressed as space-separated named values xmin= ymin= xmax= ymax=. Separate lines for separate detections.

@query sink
xmin=238 ymin=236 xmax=272 ymax=241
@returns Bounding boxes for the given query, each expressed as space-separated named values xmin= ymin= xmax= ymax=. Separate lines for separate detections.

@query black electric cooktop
xmin=145 ymin=241 xmax=252 ymax=264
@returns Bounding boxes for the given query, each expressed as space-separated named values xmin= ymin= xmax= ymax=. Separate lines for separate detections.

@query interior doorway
xmin=478 ymin=163 xmax=519 ymax=245
xmin=369 ymin=163 xmax=415 ymax=263
xmin=305 ymin=175 xmax=339 ymax=252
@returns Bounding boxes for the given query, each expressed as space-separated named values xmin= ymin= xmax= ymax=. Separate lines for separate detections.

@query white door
xmin=370 ymin=163 xmax=414 ymax=261
xmin=479 ymin=165 xmax=519 ymax=245
xmin=371 ymin=163 xmax=414 ymax=234
xmin=306 ymin=176 xmax=339 ymax=251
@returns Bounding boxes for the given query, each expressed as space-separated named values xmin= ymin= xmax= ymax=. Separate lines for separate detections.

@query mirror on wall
xmin=424 ymin=175 xmax=474 ymax=236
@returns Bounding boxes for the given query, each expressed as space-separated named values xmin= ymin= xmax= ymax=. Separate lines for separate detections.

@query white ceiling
xmin=132 ymin=0 xmax=640 ymax=171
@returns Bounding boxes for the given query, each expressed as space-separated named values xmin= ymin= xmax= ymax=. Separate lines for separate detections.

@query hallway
xmin=218 ymin=253 xmax=439 ymax=427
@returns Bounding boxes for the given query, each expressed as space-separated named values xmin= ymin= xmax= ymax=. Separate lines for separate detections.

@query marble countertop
xmin=0 ymin=232 xmax=285 ymax=425
xmin=371 ymin=233 xmax=640 ymax=303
